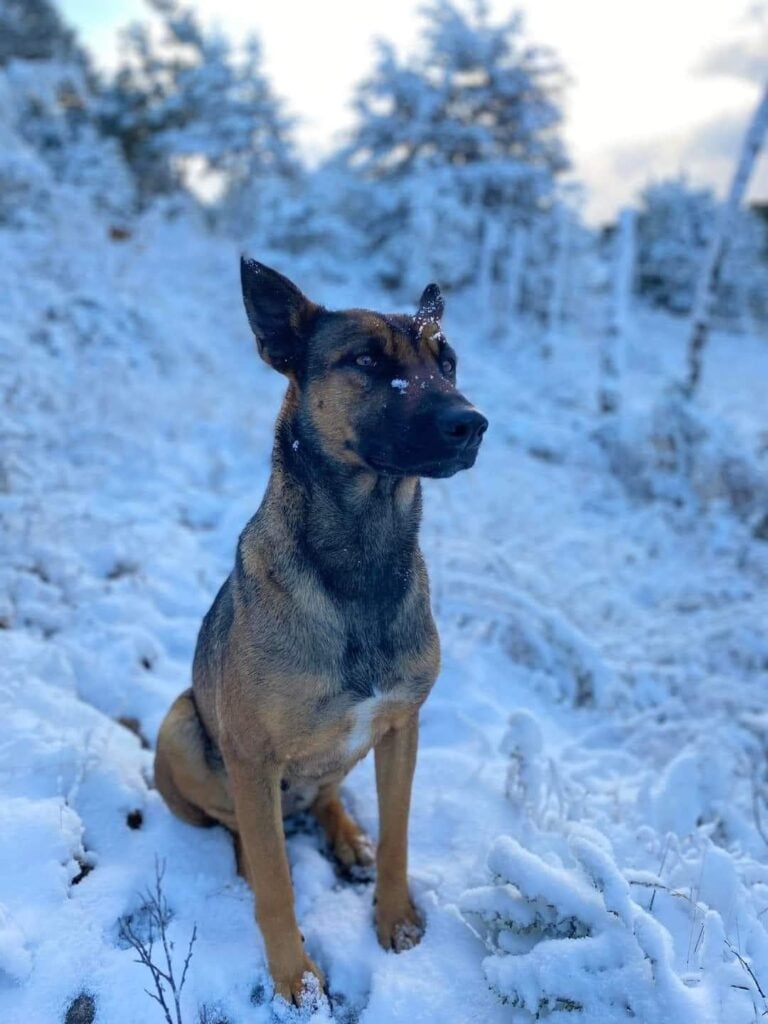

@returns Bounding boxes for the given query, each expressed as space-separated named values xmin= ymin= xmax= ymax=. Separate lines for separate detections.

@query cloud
xmin=696 ymin=5 xmax=768 ymax=85
xmin=699 ymin=40 xmax=768 ymax=85
xmin=581 ymin=108 xmax=768 ymax=223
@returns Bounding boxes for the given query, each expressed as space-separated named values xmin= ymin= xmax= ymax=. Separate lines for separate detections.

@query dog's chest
xmin=283 ymin=621 xmax=438 ymax=781
xmin=343 ymin=688 xmax=415 ymax=756
xmin=336 ymin=602 xmax=428 ymax=699
xmin=283 ymin=687 xmax=418 ymax=790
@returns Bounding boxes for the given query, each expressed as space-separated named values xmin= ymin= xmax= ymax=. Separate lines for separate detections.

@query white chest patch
xmin=346 ymin=695 xmax=384 ymax=756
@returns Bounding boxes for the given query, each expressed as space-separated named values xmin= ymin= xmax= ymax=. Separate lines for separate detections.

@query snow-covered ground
xmin=2 ymin=195 xmax=768 ymax=1024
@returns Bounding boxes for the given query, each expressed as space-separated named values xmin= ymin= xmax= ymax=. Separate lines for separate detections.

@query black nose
xmin=437 ymin=407 xmax=489 ymax=447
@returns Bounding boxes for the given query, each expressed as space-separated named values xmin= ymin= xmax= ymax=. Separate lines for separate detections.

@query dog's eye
xmin=441 ymin=357 xmax=455 ymax=375
xmin=356 ymin=354 xmax=375 ymax=368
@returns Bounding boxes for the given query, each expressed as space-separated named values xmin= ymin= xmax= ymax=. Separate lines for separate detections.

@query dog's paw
xmin=333 ymin=827 xmax=375 ymax=871
xmin=325 ymin=813 xmax=375 ymax=880
xmin=271 ymin=954 xmax=326 ymax=1007
xmin=374 ymin=897 xmax=424 ymax=952
xmin=312 ymin=796 xmax=376 ymax=881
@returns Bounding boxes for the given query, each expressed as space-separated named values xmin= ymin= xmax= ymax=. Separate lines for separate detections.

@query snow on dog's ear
xmin=415 ymin=283 xmax=445 ymax=329
xmin=240 ymin=256 xmax=319 ymax=375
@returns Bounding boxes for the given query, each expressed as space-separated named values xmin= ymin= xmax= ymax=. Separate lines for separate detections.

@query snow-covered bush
xmin=2 ymin=59 xmax=135 ymax=218
xmin=499 ymin=592 xmax=614 ymax=707
xmin=500 ymin=710 xmax=588 ymax=828
xmin=460 ymin=834 xmax=712 ymax=1020
xmin=720 ymin=203 xmax=768 ymax=325
xmin=600 ymin=388 xmax=767 ymax=521
xmin=0 ymin=114 xmax=53 ymax=228
xmin=502 ymin=711 xmax=547 ymax=817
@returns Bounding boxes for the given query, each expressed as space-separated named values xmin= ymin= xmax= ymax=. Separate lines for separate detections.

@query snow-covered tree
xmin=0 ymin=0 xmax=135 ymax=219
xmin=635 ymin=177 xmax=716 ymax=315
xmin=0 ymin=0 xmax=83 ymax=66
xmin=635 ymin=175 xmax=767 ymax=326
xmin=342 ymin=0 xmax=569 ymax=294
xmin=224 ymin=158 xmax=368 ymax=284
xmin=101 ymin=0 xmax=297 ymax=203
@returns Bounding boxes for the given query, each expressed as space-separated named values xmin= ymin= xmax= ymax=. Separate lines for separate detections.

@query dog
xmin=154 ymin=259 xmax=488 ymax=1003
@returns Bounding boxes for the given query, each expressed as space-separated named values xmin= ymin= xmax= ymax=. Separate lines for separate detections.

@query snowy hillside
xmin=2 ymin=180 xmax=768 ymax=1024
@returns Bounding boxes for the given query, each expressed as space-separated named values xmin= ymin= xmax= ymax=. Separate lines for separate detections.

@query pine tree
xmin=635 ymin=178 xmax=716 ymax=315
xmin=0 ymin=0 xmax=83 ymax=66
xmin=343 ymin=0 xmax=569 ymax=293
xmin=101 ymin=0 xmax=296 ymax=204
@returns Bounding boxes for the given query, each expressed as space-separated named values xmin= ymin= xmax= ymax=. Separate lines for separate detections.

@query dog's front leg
xmin=373 ymin=712 xmax=425 ymax=951
xmin=223 ymin=746 xmax=325 ymax=1003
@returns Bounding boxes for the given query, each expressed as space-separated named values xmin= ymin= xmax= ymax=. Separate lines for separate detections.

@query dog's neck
xmin=266 ymin=388 xmax=423 ymax=603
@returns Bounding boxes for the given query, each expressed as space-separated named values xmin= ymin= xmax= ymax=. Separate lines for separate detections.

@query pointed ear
xmin=416 ymin=283 xmax=445 ymax=327
xmin=240 ymin=256 xmax=319 ymax=374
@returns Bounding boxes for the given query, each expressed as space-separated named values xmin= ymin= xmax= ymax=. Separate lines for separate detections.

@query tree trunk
xmin=683 ymin=81 xmax=768 ymax=399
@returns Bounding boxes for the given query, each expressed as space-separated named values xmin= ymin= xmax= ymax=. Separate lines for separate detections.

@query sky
xmin=59 ymin=0 xmax=768 ymax=224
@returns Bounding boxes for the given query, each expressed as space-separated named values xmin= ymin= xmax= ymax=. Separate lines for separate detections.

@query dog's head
xmin=241 ymin=257 xmax=488 ymax=479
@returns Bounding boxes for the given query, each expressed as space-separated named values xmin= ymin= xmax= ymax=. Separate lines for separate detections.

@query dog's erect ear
xmin=414 ymin=283 xmax=445 ymax=334
xmin=240 ymin=257 xmax=319 ymax=374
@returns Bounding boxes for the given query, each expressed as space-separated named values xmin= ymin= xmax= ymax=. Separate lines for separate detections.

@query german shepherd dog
xmin=154 ymin=259 xmax=488 ymax=1003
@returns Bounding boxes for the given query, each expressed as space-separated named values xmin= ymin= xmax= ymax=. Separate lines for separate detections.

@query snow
xmin=4 ymin=195 xmax=768 ymax=1023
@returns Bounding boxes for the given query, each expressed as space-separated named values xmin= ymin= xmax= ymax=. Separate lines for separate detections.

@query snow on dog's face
xmin=240 ymin=257 xmax=488 ymax=478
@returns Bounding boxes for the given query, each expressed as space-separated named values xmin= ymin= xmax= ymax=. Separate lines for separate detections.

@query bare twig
xmin=648 ymin=836 xmax=669 ymax=913
xmin=726 ymin=938 xmax=768 ymax=1012
xmin=118 ymin=858 xmax=197 ymax=1024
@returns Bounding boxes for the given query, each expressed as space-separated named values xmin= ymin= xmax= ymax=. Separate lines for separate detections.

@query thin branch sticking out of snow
xmin=118 ymin=859 xmax=197 ymax=1024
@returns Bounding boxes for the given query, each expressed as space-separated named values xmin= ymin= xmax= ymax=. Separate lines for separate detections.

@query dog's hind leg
xmin=154 ymin=689 xmax=237 ymax=832
xmin=310 ymin=784 xmax=375 ymax=874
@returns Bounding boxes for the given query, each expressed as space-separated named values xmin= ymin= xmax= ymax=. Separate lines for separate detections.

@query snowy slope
xmin=2 ymin=191 xmax=768 ymax=1024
